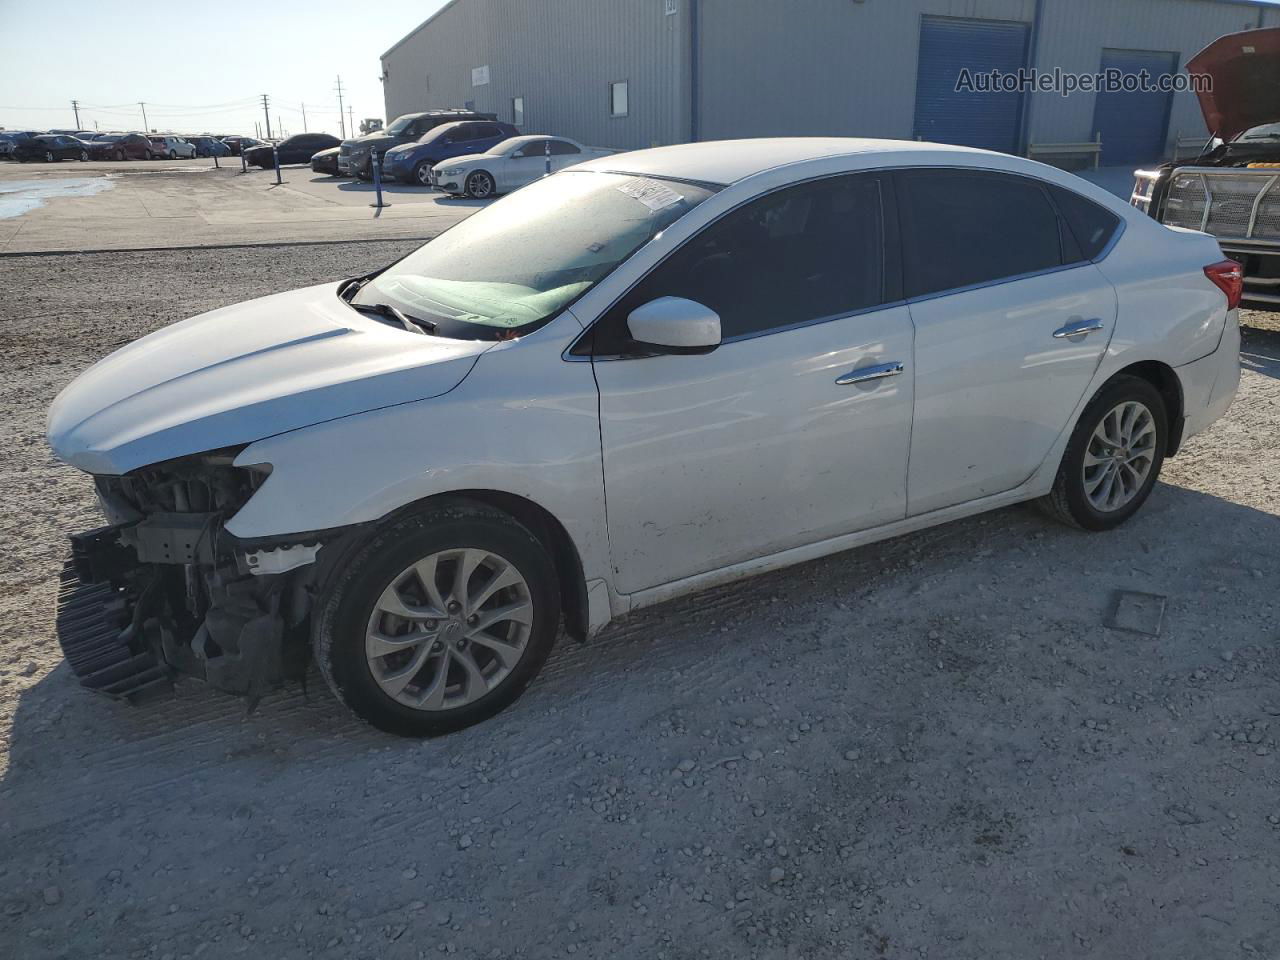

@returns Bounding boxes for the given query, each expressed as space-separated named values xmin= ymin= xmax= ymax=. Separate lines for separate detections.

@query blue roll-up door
xmin=914 ymin=16 xmax=1031 ymax=154
xmin=1092 ymin=49 xmax=1178 ymax=165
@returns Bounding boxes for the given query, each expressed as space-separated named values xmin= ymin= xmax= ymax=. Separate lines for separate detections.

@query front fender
xmin=226 ymin=322 xmax=610 ymax=583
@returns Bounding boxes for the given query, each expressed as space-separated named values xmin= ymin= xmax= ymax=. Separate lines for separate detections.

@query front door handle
xmin=836 ymin=361 xmax=905 ymax=386
xmin=1052 ymin=318 xmax=1105 ymax=339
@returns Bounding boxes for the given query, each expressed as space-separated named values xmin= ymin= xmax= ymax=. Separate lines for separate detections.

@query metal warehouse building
xmin=381 ymin=0 xmax=1280 ymax=166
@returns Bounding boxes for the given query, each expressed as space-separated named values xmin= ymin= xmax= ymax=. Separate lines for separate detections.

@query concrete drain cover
xmin=1106 ymin=591 xmax=1167 ymax=636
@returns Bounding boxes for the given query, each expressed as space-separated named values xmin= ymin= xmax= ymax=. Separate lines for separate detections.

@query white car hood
xmin=48 ymin=283 xmax=490 ymax=475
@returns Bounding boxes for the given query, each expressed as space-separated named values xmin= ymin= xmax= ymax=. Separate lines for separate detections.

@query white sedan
xmin=432 ymin=134 xmax=611 ymax=198
xmin=47 ymin=139 xmax=1241 ymax=736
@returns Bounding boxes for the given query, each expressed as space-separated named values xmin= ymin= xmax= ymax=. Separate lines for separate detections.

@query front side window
xmin=595 ymin=173 xmax=889 ymax=352
xmin=353 ymin=172 xmax=715 ymax=338
xmin=898 ymin=170 xmax=1063 ymax=298
xmin=610 ymin=81 xmax=629 ymax=118
xmin=513 ymin=140 xmax=547 ymax=158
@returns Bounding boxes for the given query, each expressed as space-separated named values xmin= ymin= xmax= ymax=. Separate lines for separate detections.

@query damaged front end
xmin=57 ymin=448 xmax=340 ymax=705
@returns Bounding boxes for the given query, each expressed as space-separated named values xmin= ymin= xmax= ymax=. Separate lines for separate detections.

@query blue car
xmin=187 ymin=136 xmax=231 ymax=158
xmin=381 ymin=119 xmax=519 ymax=186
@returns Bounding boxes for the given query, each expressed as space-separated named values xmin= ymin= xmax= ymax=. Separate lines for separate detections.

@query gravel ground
xmin=1 ymin=244 xmax=1278 ymax=960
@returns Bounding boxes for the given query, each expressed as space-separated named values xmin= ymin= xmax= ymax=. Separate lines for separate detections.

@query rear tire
xmin=79 ymin=150 xmax=88 ymax=161
xmin=313 ymin=499 xmax=561 ymax=737
xmin=1037 ymin=375 xmax=1167 ymax=531
xmin=44 ymin=151 xmax=55 ymax=163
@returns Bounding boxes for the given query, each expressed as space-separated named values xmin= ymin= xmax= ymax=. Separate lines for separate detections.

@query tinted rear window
xmin=1050 ymin=185 xmax=1122 ymax=261
xmin=899 ymin=170 xmax=1063 ymax=298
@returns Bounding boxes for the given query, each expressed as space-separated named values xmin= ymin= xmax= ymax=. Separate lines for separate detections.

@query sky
xmin=0 ymin=0 xmax=451 ymax=137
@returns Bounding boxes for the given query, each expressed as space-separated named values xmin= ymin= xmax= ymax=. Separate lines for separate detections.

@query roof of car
xmin=572 ymin=137 xmax=1001 ymax=186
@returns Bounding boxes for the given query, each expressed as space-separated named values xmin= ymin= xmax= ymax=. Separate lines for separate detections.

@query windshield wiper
xmin=347 ymin=300 xmax=439 ymax=335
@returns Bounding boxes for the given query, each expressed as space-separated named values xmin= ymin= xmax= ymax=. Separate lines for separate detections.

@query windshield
xmin=384 ymin=114 xmax=417 ymax=135
xmin=353 ymin=171 xmax=716 ymax=338
xmin=1237 ymin=122 xmax=1280 ymax=142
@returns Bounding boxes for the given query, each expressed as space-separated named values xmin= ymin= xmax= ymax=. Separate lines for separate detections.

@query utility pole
xmin=260 ymin=94 xmax=272 ymax=140
xmin=71 ymin=99 xmax=81 ymax=128
xmin=348 ymin=105 xmax=355 ymax=137
xmin=277 ymin=115 xmax=283 ymax=139
xmin=301 ymin=103 xmax=308 ymax=132
xmin=139 ymin=102 xmax=149 ymax=132
xmin=335 ymin=75 xmax=346 ymax=139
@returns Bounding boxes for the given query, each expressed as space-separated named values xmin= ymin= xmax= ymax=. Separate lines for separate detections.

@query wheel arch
xmin=1110 ymin=360 xmax=1185 ymax=456
xmin=317 ymin=489 xmax=590 ymax=643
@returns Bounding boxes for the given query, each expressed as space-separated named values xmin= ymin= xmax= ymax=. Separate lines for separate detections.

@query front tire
xmin=44 ymin=150 xmax=55 ymax=163
xmin=412 ymin=161 xmax=433 ymax=187
xmin=79 ymin=150 xmax=88 ymax=161
xmin=314 ymin=500 xmax=561 ymax=737
xmin=1038 ymin=375 xmax=1167 ymax=531
xmin=465 ymin=170 xmax=496 ymax=199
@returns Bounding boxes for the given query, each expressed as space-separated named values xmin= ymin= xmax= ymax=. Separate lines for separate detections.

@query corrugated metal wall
xmin=382 ymin=0 xmax=1280 ymax=161
xmin=381 ymin=0 xmax=686 ymax=150
xmin=1032 ymin=0 xmax=1280 ymax=153
xmin=696 ymin=0 xmax=1035 ymax=141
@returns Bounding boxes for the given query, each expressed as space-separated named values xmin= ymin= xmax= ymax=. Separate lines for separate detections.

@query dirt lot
xmin=1 ymin=244 xmax=1278 ymax=960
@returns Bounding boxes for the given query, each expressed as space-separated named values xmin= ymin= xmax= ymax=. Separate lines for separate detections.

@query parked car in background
xmin=187 ymin=136 xmax=231 ymax=158
xmin=88 ymin=133 xmax=154 ymax=161
xmin=382 ymin=120 xmax=520 ymax=186
xmin=338 ymin=109 xmax=496 ymax=179
xmin=46 ymin=139 xmax=1241 ymax=735
xmin=432 ymin=135 xmax=610 ymax=198
xmin=0 ymin=131 xmax=38 ymax=158
xmin=310 ymin=146 xmax=340 ymax=175
xmin=221 ymin=136 xmax=263 ymax=156
xmin=148 ymin=136 xmax=196 ymax=160
xmin=12 ymin=134 xmax=90 ymax=163
xmin=244 ymin=133 xmax=340 ymax=168
xmin=1132 ymin=26 xmax=1280 ymax=310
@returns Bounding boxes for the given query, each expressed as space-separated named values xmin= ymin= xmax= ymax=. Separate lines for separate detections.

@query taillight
xmin=1204 ymin=259 xmax=1244 ymax=310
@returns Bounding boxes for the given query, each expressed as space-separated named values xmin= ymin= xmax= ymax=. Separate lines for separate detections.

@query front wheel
xmin=412 ymin=161 xmax=433 ymax=187
xmin=167 ymin=150 xmax=176 ymax=160
xmin=1038 ymin=375 xmax=1167 ymax=531
xmin=144 ymin=150 xmax=154 ymax=161
xmin=465 ymin=170 xmax=495 ymax=199
xmin=313 ymin=500 xmax=561 ymax=737
xmin=79 ymin=150 xmax=88 ymax=162
xmin=114 ymin=149 xmax=125 ymax=162
xmin=44 ymin=151 xmax=55 ymax=162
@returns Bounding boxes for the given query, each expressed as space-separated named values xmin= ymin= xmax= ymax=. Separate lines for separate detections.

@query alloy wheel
xmin=364 ymin=548 xmax=533 ymax=711
xmin=415 ymin=163 xmax=433 ymax=186
xmin=1082 ymin=400 xmax=1157 ymax=512
xmin=44 ymin=151 xmax=54 ymax=162
xmin=467 ymin=172 xmax=494 ymax=198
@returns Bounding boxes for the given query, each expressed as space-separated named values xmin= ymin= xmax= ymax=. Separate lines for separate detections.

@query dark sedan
xmin=12 ymin=134 xmax=90 ymax=163
xmin=310 ymin=146 xmax=340 ymax=175
xmin=243 ymin=133 xmax=340 ymax=168
xmin=221 ymin=136 xmax=262 ymax=156
xmin=87 ymin=133 xmax=155 ymax=161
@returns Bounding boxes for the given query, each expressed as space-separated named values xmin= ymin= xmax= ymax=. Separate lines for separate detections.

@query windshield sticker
xmin=617 ymin=178 xmax=683 ymax=212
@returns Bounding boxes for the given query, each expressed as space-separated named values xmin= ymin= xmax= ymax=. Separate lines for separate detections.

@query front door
xmin=591 ymin=173 xmax=916 ymax=594
xmin=896 ymin=169 xmax=1118 ymax=515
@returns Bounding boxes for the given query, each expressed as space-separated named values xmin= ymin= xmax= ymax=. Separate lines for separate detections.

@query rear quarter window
xmin=1050 ymin=185 xmax=1122 ymax=261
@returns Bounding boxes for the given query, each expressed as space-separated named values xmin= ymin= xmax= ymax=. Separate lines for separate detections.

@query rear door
xmin=898 ymin=169 xmax=1118 ymax=516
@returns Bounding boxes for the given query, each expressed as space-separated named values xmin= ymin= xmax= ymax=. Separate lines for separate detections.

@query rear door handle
xmin=836 ymin=361 xmax=905 ymax=386
xmin=1052 ymin=318 xmax=1105 ymax=339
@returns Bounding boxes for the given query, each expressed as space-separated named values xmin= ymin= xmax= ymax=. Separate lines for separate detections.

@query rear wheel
xmin=114 ymin=149 xmax=125 ymax=162
xmin=1038 ymin=375 xmax=1167 ymax=531
xmin=466 ymin=170 xmax=495 ymax=199
xmin=167 ymin=150 xmax=176 ymax=160
xmin=314 ymin=500 xmax=561 ymax=737
xmin=144 ymin=150 xmax=154 ymax=161
xmin=79 ymin=150 xmax=88 ymax=161
xmin=44 ymin=150 xmax=55 ymax=163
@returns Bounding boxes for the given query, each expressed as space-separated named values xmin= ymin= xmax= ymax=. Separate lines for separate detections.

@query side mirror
xmin=626 ymin=297 xmax=722 ymax=355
